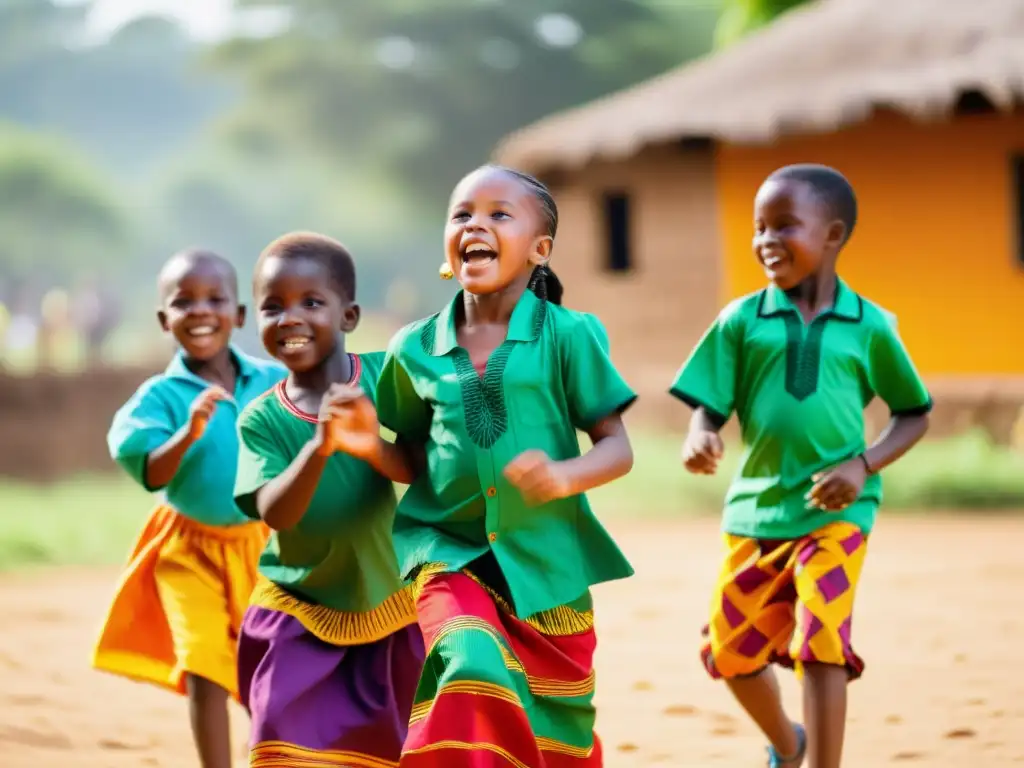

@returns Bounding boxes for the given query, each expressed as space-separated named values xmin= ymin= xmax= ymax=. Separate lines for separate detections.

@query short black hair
xmin=476 ymin=164 xmax=564 ymax=305
xmin=158 ymin=248 xmax=238 ymax=299
xmin=767 ymin=164 xmax=858 ymax=244
xmin=255 ymin=231 xmax=356 ymax=301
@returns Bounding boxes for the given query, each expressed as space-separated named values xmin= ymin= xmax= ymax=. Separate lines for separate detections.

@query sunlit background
xmin=1 ymin=1 xmax=1023 ymax=765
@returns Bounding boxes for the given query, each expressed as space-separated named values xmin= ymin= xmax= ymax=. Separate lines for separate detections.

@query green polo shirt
xmin=376 ymin=289 xmax=637 ymax=619
xmin=670 ymin=279 xmax=932 ymax=539
xmin=234 ymin=352 xmax=408 ymax=616
xmin=107 ymin=346 xmax=286 ymax=527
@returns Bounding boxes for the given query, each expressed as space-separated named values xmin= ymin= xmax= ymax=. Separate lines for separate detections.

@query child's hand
xmin=503 ymin=450 xmax=573 ymax=506
xmin=682 ymin=430 xmax=724 ymax=475
xmin=806 ymin=457 xmax=867 ymax=511
xmin=187 ymin=386 xmax=229 ymax=439
xmin=315 ymin=384 xmax=381 ymax=460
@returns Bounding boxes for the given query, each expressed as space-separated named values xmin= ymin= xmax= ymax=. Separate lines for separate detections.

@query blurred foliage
xmin=0 ymin=2 xmax=232 ymax=178
xmin=0 ymin=0 xmax=723 ymax=323
xmin=714 ymin=0 xmax=810 ymax=48
xmin=212 ymin=0 xmax=721 ymax=207
xmin=0 ymin=123 xmax=128 ymax=282
xmin=0 ymin=0 xmax=86 ymax=63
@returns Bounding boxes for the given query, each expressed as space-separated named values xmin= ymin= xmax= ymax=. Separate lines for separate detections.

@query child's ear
xmin=236 ymin=304 xmax=247 ymax=329
xmin=157 ymin=309 xmax=169 ymax=332
xmin=340 ymin=303 xmax=361 ymax=334
xmin=529 ymin=235 xmax=553 ymax=268
xmin=826 ymin=220 xmax=847 ymax=249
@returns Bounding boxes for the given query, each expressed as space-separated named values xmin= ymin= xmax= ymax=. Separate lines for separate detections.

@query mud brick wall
xmin=0 ymin=369 xmax=1021 ymax=483
xmin=0 ymin=367 xmax=159 ymax=482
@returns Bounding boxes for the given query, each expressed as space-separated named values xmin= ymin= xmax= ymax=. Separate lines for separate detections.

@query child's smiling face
xmin=753 ymin=178 xmax=845 ymax=290
xmin=444 ymin=167 xmax=552 ymax=296
xmin=158 ymin=256 xmax=243 ymax=361
xmin=254 ymin=254 xmax=358 ymax=373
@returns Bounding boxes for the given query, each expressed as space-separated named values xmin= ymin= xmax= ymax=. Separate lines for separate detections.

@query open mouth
xmin=461 ymin=242 xmax=498 ymax=265
xmin=279 ymin=336 xmax=312 ymax=352
xmin=187 ymin=325 xmax=218 ymax=338
xmin=760 ymin=252 xmax=788 ymax=270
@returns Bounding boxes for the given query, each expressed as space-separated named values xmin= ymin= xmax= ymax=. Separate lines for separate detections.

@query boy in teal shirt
xmin=672 ymin=165 xmax=931 ymax=768
xmin=94 ymin=249 xmax=284 ymax=768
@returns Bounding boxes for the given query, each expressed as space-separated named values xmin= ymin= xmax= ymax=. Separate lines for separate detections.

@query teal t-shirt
xmin=670 ymin=279 xmax=932 ymax=539
xmin=376 ymin=289 xmax=637 ymax=619
xmin=107 ymin=346 xmax=286 ymax=526
xmin=234 ymin=352 xmax=408 ymax=615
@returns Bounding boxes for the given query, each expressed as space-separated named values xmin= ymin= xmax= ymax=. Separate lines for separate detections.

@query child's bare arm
xmin=503 ymin=414 xmax=633 ymax=506
xmin=863 ymin=412 xmax=930 ymax=473
xmin=681 ymin=406 xmax=725 ymax=475
xmin=690 ymin=406 xmax=724 ymax=435
xmin=254 ymin=384 xmax=353 ymax=530
xmin=253 ymin=439 xmax=330 ymax=530
xmin=808 ymin=412 xmax=930 ymax=511
xmin=362 ymin=437 xmax=418 ymax=485
xmin=569 ymin=413 xmax=634 ymax=493
xmin=144 ymin=386 xmax=227 ymax=489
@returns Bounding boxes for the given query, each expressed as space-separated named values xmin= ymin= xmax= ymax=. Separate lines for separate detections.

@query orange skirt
xmin=91 ymin=504 xmax=269 ymax=701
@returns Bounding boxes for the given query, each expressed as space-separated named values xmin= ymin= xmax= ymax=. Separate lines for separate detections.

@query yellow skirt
xmin=92 ymin=504 xmax=269 ymax=701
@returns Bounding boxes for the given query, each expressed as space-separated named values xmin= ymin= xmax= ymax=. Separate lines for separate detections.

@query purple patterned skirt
xmin=238 ymin=605 xmax=425 ymax=765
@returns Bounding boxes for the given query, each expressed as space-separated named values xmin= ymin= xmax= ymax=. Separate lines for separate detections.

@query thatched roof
xmin=495 ymin=0 xmax=1024 ymax=174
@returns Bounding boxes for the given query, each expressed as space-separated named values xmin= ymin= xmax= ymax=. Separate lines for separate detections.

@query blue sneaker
xmin=767 ymin=723 xmax=806 ymax=767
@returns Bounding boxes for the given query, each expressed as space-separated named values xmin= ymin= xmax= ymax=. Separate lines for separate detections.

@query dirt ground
xmin=1 ymin=515 xmax=1022 ymax=767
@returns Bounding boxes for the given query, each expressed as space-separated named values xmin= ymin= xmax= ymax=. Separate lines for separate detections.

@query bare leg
xmin=726 ymin=666 xmax=801 ymax=758
xmin=802 ymin=663 xmax=847 ymax=768
xmin=185 ymin=674 xmax=233 ymax=768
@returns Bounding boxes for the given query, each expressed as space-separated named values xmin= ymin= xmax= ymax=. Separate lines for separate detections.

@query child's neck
xmin=285 ymin=340 xmax=352 ymax=412
xmin=182 ymin=347 xmax=237 ymax=392
xmin=461 ymin=274 xmax=530 ymax=328
xmin=786 ymin=266 xmax=838 ymax=319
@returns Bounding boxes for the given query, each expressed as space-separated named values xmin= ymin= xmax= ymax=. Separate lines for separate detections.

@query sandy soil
xmin=1 ymin=515 xmax=1022 ymax=767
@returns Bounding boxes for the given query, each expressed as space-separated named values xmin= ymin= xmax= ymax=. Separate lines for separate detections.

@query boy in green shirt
xmin=671 ymin=165 xmax=931 ymax=768
xmin=233 ymin=232 xmax=423 ymax=767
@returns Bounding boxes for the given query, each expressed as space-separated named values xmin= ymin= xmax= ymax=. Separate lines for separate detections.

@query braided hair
xmin=482 ymin=164 xmax=564 ymax=305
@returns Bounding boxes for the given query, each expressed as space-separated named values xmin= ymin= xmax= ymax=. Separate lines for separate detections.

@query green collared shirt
xmin=376 ymin=289 xmax=637 ymax=618
xmin=670 ymin=279 xmax=932 ymax=539
xmin=108 ymin=346 xmax=286 ymax=526
xmin=234 ymin=352 xmax=408 ymax=614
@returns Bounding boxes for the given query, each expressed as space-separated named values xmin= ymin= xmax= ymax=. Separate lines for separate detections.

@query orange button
xmin=486 ymin=487 xmax=497 ymax=497
xmin=488 ymin=532 xmax=498 ymax=543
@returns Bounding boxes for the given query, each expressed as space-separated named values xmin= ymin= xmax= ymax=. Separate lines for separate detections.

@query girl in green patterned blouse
xmin=372 ymin=165 xmax=638 ymax=767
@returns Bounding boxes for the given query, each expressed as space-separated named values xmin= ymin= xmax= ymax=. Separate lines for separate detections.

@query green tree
xmin=0 ymin=0 xmax=84 ymax=61
xmin=212 ymin=0 xmax=720 ymax=206
xmin=0 ymin=3 xmax=235 ymax=179
xmin=714 ymin=0 xmax=810 ymax=48
xmin=0 ymin=124 xmax=129 ymax=283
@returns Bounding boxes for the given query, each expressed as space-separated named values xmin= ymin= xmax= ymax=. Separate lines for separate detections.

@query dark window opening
xmin=602 ymin=191 xmax=632 ymax=273
xmin=678 ymin=136 xmax=713 ymax=152
xmin=1013 ymin=155 xmax=1024 ymax=268
xmin=954 ymin=89 xmax=997 ymax=116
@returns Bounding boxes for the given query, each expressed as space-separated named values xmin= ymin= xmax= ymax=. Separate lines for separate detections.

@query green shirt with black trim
xmin=376 ymin=289 xmax=637 ymax=619
xmin=670 ymin=279 xmax=932 ymax=539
